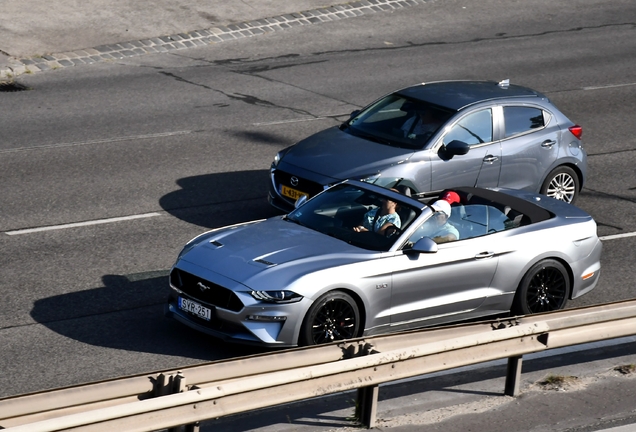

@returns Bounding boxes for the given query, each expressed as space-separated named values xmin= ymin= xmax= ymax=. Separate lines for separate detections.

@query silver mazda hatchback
xmin=269 ymin=80 xmax=587 ymax=211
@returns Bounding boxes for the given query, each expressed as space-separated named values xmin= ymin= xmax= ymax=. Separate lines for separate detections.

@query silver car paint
xmin=168 ymin=182 xmax=601 ymax=347
xmin=270 ymin=82 xmax=587 ymax=211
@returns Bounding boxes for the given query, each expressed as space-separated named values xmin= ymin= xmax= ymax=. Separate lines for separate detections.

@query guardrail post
xmin=156 ymin=372 xmax=200 ymax=432
xmin=504 ymin=355 xmax=523 ymax=396
xmin=357 ymin=385 xmax=379 ymax=428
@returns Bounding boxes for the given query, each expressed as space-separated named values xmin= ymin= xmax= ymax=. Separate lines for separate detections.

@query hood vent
xmin=209 ymin=240 xmax=223 ymax=247
xmin=254 ymin=258 xmax=276 ymax=266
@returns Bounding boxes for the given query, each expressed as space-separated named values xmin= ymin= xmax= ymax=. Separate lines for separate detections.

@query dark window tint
xmin=504 ymin=107 xmax=545 ymax=138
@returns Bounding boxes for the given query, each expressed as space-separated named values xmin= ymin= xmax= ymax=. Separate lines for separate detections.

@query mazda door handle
xmin=541 ymin=140 xmax=557 ymax=148
xmin=475 ymin=251 xmax=495 ymax=259
xmin=482 ymin=155 xmax=499 ymax=163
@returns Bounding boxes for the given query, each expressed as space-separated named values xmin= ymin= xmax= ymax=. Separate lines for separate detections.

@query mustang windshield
xmin=343 ymin=95 xmax=453 ymax=149
xmin=286 ymin=184 xmax=420 ymax=252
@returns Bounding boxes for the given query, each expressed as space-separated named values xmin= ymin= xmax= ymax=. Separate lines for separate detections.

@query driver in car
xmin=401 ymin=108 xmax=443 ymax=140
xmin=353 ymin=192 xmax=401 ymax=235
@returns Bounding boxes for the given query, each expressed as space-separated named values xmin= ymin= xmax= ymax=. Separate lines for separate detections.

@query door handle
xmin=475 ymin=251 xmax=495 ymax=259
xmin=541 ymin=140 xmax=557 ymax=148
xmin=482 ymin=155 xmax=499 ymax=163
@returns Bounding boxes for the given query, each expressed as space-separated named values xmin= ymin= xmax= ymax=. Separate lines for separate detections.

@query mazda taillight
xmin=569 ymin=125 xmax=583 ymax=139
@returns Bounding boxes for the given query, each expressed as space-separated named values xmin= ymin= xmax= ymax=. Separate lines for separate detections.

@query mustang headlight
xmin=251 ymin=290 xmax=303 ymax=303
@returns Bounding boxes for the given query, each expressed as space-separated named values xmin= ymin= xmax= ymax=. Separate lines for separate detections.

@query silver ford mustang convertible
xmin=166 ymin=180 xmax=601 ymax=347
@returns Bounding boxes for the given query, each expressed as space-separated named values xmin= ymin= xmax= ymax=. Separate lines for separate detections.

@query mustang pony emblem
xmin=197 ymin=282 xmax=211 ymax=291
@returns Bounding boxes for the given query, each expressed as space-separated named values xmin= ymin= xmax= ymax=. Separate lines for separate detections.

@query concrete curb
xmin=0 ymin=0 xmax=426 ymax=81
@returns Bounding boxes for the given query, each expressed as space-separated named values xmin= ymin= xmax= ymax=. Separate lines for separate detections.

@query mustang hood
xmin=281 ymin=127 xmax=414 ymax=179
xmin=177 ymin=217 xmax=369 ymax=286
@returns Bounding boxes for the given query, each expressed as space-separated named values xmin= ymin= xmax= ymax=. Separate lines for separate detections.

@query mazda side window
xmin=443 ymin=109 xmax=493 ymax=146
xmin=504 ymin=107 xmax=545 ymax=138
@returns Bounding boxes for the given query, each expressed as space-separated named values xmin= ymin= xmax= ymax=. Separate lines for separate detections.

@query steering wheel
xmin=384 ymin=225 xmax=401 ymax=238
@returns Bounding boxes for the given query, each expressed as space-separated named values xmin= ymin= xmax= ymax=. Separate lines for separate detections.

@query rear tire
xmin=512 ymin=259 xmax=570 ymax=315
xmin=299 ymin=291 xmax=360 ymax=346
xmin=540 ymin=166 xmax=579 ymax=204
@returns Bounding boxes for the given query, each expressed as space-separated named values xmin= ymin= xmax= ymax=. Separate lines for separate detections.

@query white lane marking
xmin=5 ymin=213 xmax=162 ymax=236
xmin=583 ymin=82 xmax=636 ymax=91
xmin=252 ymin=117 xmax=327 ymax=126
xmin=599 ymin=231 xmax=636 ymax=241
xmin=0 ymin=131 xmax=192 ymax=154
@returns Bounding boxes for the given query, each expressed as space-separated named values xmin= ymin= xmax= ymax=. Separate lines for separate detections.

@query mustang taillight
xmin=568 ymin=125 xmax=583 ymax=140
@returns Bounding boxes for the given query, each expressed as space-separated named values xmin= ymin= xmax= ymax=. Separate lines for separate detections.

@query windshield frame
xmin=286 ymin=182 xmax=422 ymax=252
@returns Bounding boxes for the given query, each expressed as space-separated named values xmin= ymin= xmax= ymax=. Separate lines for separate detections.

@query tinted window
xmin=345 ymin=95 xmax=453 ymax=150
xmin=443 ymin=109 xmax=492 ymax=146
xmin=504 ymin=107 xmax=545 ymax=138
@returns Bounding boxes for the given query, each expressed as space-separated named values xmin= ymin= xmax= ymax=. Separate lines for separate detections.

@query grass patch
xmin=538 ymin=374 xmax=579 ymax=390
xmin=615 ymin=364 xmax=636 ymax=375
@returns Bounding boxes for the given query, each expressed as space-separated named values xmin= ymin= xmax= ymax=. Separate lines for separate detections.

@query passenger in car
xmin=408 ymin=199 xmax=459 ymax=244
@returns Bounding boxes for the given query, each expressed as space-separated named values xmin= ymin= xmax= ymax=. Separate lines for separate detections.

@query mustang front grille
xmin=170 ymin=268 xmax=244 ymax=312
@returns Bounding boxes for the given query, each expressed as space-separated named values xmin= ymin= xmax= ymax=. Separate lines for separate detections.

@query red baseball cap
xmin=440 ymin=191 xmax=460 ymax=205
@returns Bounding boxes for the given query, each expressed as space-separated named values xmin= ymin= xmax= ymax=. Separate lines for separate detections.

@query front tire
xmin=299 ymin=291 xmax=360 ymax=346
xmin=512 ymin=259 xmax=570 ymax=315
xmin=540 ymin=166 xmax=580 ymax=204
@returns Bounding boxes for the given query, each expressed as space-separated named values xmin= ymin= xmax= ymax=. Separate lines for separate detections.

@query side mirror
xmin=407 ymin=237 xmax=438 ymax=254
xmin=349 ymin=110 xmax=361 ymax=119
xmin=445 ymin=140 xmax=470 ymax=156
xmin=294 ymin=195 xmax=308 ymax=209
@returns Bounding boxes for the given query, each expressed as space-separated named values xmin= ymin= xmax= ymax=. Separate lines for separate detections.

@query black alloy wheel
xmin=300 ymin=291 xmax=360 ymax=345
xmin=512 ymin=259 xmax=571 ymax=315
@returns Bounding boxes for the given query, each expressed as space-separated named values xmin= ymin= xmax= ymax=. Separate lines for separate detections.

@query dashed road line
xmin=252 ymin=117 xmax=327 ymax=126
xmin=599 ymin=232 xmax=636 ymax=241
xmin=0 ymin=131 xmax=192 ymax=154
xmin=5 ymin=213 xmax=162 ymax=236
xmin=583 ymin=82 xmax=636 ymax=91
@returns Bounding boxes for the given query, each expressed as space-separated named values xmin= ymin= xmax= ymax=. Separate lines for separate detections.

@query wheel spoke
xmin=310 ymin=298 xmax=357 ymax=344
xmin=526 ymin=267 xmax=567 ymax=313
xmin=547 ymin=173 xmax=576 ymax=203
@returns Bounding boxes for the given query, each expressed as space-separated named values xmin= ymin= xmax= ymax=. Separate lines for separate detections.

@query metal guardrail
xmin=1 ymin=299 xmax=636 ymax=432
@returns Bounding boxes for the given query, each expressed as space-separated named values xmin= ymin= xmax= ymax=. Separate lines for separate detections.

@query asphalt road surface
xmin=1 ymin=1 xmax=635 ymax=419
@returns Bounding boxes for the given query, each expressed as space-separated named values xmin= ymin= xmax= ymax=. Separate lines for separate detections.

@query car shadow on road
xmin=159 ymin=169 xmax=283 ymax=228
xmin=30 ymin=271 xmax=268 ymax=361
xmin=30 ymin=170 xmax=285 ymax=362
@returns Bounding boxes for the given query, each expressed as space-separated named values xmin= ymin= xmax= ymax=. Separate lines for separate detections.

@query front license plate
xmin=281 ymin=185 xmax=308 ymax=200
xmin=179 ymin=297 xmax=212 ymax=321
